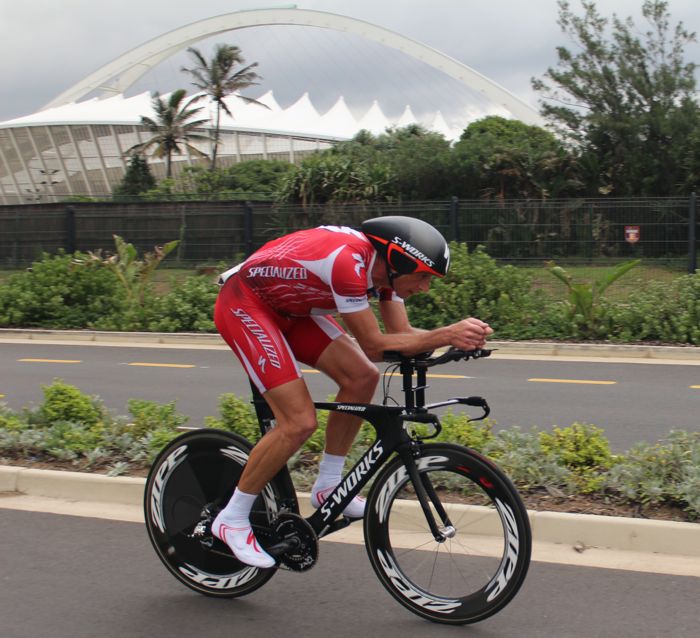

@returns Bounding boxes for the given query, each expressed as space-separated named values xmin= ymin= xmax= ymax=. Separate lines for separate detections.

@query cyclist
xmin=213 ymin=216 xmax=493 ymax=567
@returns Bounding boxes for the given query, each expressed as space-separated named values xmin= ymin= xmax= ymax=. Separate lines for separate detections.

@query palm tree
xmin=182 ymin=44 xmax=266 ymax=170
xmin=128 ymin=90 xmax=210 ymax=178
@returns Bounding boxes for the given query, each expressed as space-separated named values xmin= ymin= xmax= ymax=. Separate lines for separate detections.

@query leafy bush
xmin=605 ymin=430 xmax=700 ymax=518
xmin=126 ymin=399 xmax=189 ymax=438
xmin=546 ymin=259 xmax=640 ymax=338
xmin=2 ymin=383 xmax=700 ymax=518
xmin=604 ymin=273 xmax=700 ymax=344
xmin=148 ymin=274 xmax=218 ymax=332
xmin=204 ymin=393 xmax=260 ymax=440
xmin=407 ymin=244 xmax=562 ymax=339
xmin=37 ymin=380 xmax=104 ymax=427
xmin=539 ymin=423 xmax=616 ymax=492
xmin=0 ymin=252 xmax=125 ymax=329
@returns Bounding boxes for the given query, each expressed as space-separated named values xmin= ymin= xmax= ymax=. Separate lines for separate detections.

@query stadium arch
xmin=44 ymin=7 xmax=544 ymax=126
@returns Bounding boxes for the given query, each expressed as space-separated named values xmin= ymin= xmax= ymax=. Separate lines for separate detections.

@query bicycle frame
xmin=248 ymin=350 xmax=491 ymax=541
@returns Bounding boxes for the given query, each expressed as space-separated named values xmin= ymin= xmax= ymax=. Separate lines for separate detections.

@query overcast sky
xmin=1 ymin=0 xmax=699 ymax=127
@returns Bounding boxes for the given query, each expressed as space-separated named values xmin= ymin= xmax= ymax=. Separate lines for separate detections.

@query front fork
xmin=398 ymin=441 xmax=455 ymax=542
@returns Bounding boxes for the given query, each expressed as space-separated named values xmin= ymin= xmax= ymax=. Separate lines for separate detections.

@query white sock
xmin=312 ymin=452 xmax=346 ymax=491
xmin=217 ymin=487 xmax=258 ymax=526
xmin=213 ymin=488 xmax=275 ymax=568
xmin=311 ymin=453 xmax=366 ymax=519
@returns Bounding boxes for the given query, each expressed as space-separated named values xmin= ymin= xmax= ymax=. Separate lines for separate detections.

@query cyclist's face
xmin=393 ymin=272 xmax=433 ymax=298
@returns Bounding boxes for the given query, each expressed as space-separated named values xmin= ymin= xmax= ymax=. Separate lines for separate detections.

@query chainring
xmin=270 ymin=512 xmax=318 ymax=572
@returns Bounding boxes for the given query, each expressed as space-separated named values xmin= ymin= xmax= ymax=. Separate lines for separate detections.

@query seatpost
xmin=400 ymin=360 xmax=415 ymax=411
xmin=415 ymin=363 xmax=427 ymax=409
xmin=249 ymin=380 xmax=276 ymax=435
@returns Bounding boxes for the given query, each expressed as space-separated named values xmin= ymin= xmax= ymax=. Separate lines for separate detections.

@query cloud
xmin=1 ymin=0 xmax=698 ymax=123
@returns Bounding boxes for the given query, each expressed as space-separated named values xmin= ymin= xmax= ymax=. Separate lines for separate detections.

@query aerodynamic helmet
xmin=361 ymin=215 xmax=450 ymax=278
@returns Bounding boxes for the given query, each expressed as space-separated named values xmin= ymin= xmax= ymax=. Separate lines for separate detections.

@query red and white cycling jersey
xmin=220 ymin=225 xmax=397 ymax=316
xmin=215 ymin=225 xmax=399 ymax=392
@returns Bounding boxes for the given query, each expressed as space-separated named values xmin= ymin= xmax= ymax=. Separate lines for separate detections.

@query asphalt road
xmin=1 ymin=509 xmax=698 ymax=638
xmin=1 ymin=341 xmax=699 ymax=451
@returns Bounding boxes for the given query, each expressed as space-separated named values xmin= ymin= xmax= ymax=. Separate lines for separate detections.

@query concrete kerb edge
xmin=1 ymin=464 xmax=698 ymax=558
xmin=1 ymin=328 xmax=699 ymax=360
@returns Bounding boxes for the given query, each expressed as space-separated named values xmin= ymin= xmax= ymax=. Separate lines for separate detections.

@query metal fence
xmin=0 ymin=196 xmax=697 ymax=271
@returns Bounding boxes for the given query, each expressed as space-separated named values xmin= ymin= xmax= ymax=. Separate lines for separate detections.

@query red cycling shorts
xmin=214 ymin=275 xmax=344 ymax=393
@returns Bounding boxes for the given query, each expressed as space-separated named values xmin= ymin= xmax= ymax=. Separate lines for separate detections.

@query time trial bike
xmin=144 ymin=347 xmax=531 ymax=625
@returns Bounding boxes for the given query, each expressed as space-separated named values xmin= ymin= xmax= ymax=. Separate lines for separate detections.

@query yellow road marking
xmin=528 ymin=378 xmax=616 ymax=385
xmin=18 ymin=358 xmax=82 ymax=364
xmin=0 ymin=394 xmax=4 ymax=398
xmin=691 ymin=385 xmax=700 ymax=389
xmin=127 ymin=362 xmax=196 ymax=368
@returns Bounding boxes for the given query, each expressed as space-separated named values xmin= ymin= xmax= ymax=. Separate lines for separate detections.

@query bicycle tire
xmin=144 ymin=428 xmax=284 ymax=598
xmin=364 ymin=443 xmax=531 ymax=624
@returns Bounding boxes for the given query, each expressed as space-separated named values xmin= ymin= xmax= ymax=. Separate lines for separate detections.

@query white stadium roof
xmin=0 ymin=90 xmax=464 ymax=141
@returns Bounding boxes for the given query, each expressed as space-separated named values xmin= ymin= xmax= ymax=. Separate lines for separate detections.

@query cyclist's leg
xmin=214 ymin=279 xmax=319 ymax=566
xmin=314 ymin=331 xmax=379 ymax=453
xmin=286 ymin=316 xmax=380 ymax=517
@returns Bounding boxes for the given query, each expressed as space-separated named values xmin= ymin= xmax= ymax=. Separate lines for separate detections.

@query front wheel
xmin=144 ymin=429 xmax=285 ymax=598
xmin=364 ymin=443 xmax=531 ymax=624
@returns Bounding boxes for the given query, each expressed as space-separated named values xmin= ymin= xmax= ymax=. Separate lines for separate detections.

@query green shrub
xmin=605 ymin=430 xmax=700 ymax=518
xmin=483 ymin=426 xmax=574 ymax=490
xmin=0 ymin=407 xmax=26 ymax=432
xmin=546 ymin=259 xmax=640 ymax=339
xmin=605 ymin=273 xmax=700 ymax=344
xmin=37 ymin=380 xmax=103 ymax=427
xmin=406 ymin=244 xmax=561 ymax=339
xmin=0 ymin=252 xmax=125 ymax=328
xmin=539 ymin=423 xmax=616 ymax=492
xmin=204 ymin=393 xmax=260 ymax=440
xmin=148 ymin=274 xmax=218 ymax=332
xmin=126 ymin=399 xmax=189 ymax=438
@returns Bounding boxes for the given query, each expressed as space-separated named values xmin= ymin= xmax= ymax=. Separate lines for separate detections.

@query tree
xmin=128 ymin=90 xmax=210 ymax=178
xmin=532 ymin=0 xmax=700 ymax=196
xmin=453 ymin=116 xmax=579 ymax=199
xmin=181 ymin=44 xmax=265 ymax=170
xmin=141 ymin=160 xmax=294 ymax=201
xmin=373 ymin=125 xmax=455 ymax=200
xmin=112 ymin=154 xmax=156 ymax=200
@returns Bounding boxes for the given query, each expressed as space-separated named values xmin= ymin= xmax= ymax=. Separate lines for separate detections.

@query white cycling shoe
xmin=311 ymin=485 xmax=366 ymax=519
xmin=212 ymin=517 xmax=276 ymax=569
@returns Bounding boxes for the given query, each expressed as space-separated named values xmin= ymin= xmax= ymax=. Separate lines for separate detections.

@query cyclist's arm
xmin=341 ymin=307 xmax=491 ymax=362
xmin=378 ymin=298 xmax=424 ymax=334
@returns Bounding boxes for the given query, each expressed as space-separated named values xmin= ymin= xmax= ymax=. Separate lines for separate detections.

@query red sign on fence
xmin=624 ymin=225 xmax=640 ymax=244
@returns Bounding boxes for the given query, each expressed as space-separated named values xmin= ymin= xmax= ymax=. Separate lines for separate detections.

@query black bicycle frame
xmin=247 ymin=352 xmax=489 ymax=542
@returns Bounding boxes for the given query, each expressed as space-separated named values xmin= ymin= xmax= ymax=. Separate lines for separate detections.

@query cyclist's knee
xmin=278 ymin=414 xmax=318 ymax=448
xmin=343 ymin=363 xmax=380 ymax=398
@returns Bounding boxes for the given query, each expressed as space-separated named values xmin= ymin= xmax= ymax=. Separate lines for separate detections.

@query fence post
xmin=244 ymin=201 xmax=254 ymax=257
xmin=449 ymin=196 xmax=460 ymax=242
xmin=689 ymin=192 xmax=697 ymax=274
xmin=177 ymin=204 xmax=187 ymax=264
xmin=65 ymin=206 xmax=76 ymax=254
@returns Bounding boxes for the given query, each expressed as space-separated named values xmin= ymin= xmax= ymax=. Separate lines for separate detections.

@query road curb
xmin=1 ymin=464 xmax=698 ymax=558
xmin=1 ymin=328 xmax=699 ymax=360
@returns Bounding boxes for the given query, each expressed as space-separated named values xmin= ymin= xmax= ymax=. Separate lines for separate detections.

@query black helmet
xmin=361 ymin=216 xmax=450 ymax=278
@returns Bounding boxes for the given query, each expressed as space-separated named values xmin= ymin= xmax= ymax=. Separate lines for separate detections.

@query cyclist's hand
xmin=449 ymin=318 xmax=493 ymax=350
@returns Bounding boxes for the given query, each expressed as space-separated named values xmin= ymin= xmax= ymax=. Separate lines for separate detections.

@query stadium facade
xmin=0 ymin=91 xmax=459 ymax=205
xmin=0 ymin=7 xmax=542 ymax=205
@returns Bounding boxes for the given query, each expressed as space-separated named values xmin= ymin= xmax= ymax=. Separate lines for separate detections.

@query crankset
xmin=261 ymin=512 xmax=318 ymax=572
